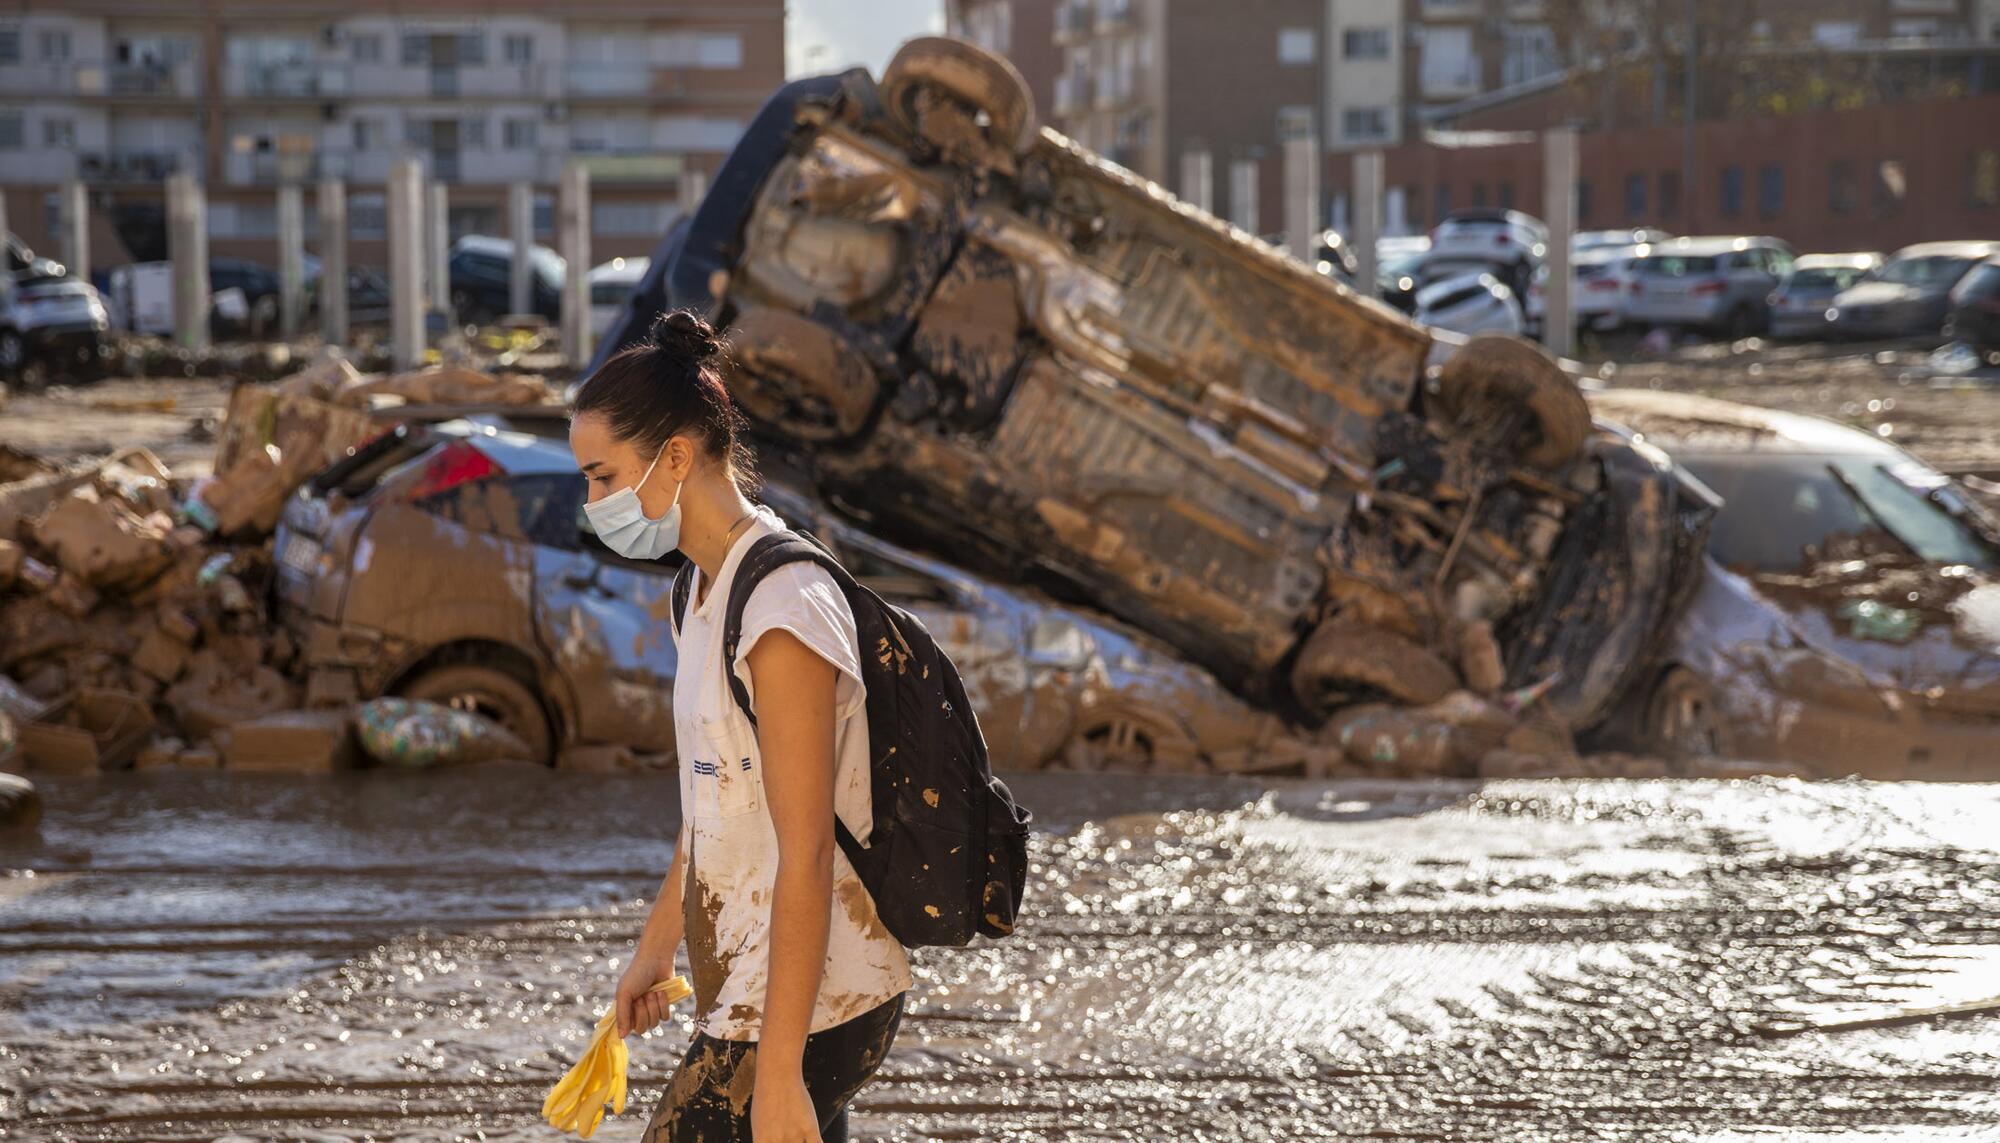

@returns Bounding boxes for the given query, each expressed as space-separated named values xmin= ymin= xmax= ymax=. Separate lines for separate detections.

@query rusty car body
xmin=652 ymin=38 xmax=1712 ymax=732
xmin=270 ymin=415 xmax=1305 ymax=772
xmin=1586 ymin=390 xmax=2000 ymax=778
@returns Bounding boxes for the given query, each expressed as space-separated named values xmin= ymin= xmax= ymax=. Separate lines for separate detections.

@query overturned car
xmin=617 ymin=37 xmax=1712 ymax=734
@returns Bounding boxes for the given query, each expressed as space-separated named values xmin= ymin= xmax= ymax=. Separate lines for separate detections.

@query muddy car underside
xmin=674 ymin=41 xmax=1706 ymax=729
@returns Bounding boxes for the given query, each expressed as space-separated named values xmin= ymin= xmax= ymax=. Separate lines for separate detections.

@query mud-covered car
xmin=655 ymin=37 xmax=1712 ymax=732
xmin=1587 ymin=390 xmax=2000 ymax=778
xmin=270 ymin=416 xmax=1302 ymax=771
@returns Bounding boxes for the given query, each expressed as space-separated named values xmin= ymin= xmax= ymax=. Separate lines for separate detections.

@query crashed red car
xmin=642 ymin=37 xmax=1712 ymax=734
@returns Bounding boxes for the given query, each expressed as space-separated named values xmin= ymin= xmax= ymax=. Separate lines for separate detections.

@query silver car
xmin=1625 ymin=236 xmax=1796 ymax=338
xmin=1767 ymin=252 xmax=1881 ymax=340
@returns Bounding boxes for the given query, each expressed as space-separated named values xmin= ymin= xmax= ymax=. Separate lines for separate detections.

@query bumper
xmin=1624 ymin=297 xmax=1727 ymax=328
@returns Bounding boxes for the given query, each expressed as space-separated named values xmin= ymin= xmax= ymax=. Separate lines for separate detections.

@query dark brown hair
xmin=571 ymin=310 xmax=759 ymax=494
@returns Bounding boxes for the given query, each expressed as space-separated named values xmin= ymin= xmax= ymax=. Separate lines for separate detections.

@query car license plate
xmin=279 ymin=532 xmax=321 ymax=576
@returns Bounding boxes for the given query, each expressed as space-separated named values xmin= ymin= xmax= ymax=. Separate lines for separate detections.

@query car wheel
xmin=880 ymin=36 xmax=1039 ymax=166
xmin=726 ymin=306 xmax=882 ymax=442
xmin=451 ymin=288 xmax=493 ymax=327
xmin=1642 ymin=667 xmax=1727 ymax=766
xmin=1290 ymin=620 xmax=1459 ymax=716
xmin=1060 ymin=709 xmax=1199 ymax=774
xmin=0 ymin=331 xmax=25 ymax=375
xmin=1430 ymin=333 xmax=1592 ymax=470
xmin=397 ymin=664 xmax=554 ymax=764
xmin=1725 ymin=305 xmax=1757 ymax=341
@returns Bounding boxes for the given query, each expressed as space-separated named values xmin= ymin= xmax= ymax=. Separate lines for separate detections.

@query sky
xmin=787 ymin=0 xmax=947 ymax=78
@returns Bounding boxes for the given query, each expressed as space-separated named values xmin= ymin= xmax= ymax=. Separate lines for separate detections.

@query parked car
xmin=1945 ymin=254 xmax=2000 ymax=351
xmin=0 ymin=274 xmax=112 ymax=380
xmin=1525 ymin=244 xmax=1650 ymax=337
xmin=4 ymin=232 xmax=68 ymax=285
xmin=1574 ymin=227 xmax=1671 ymax=254
xmin=1424 ymin=208 xmax=1548 ymax=295
xmin=1375 ymin=238 xmax=1431 ymax=314
xmin=657 ymin=39 xmax=1715 ymax=734
xmin=1766 ymin=252 xmax=1881 ymax=340
xmin=1311 ymin=229 xmax=1360 ymax=283
xmin=271 ymin=416 xmax=1307 ymax=772
xmin=589 ymin=256 xmax=651 ymax=337
xmin=1828 ymin=241 xmax=2000 ymax=341
xmin=209 ymin=257 xmax=284 ymax=336
xmin=1587 ymin=389 xmax=2000 ymax=778
xmin=447 ymin=234 xmax=564 ymax=324
xmin=1414 ymin=270 xmax=1523 ymax=338
xmin=1624 ymin=236 xmax=1796 ymax=338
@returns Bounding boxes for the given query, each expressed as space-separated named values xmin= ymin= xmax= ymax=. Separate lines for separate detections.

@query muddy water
xmin=3 ymin=769 xmax=1999 ymax=1141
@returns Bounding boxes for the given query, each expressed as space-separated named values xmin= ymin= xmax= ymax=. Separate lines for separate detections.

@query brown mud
xmin=3 ymin=769 xmax=1999 ymax=1140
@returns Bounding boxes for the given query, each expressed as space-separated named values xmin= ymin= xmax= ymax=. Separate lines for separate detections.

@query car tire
xmin=880 ymin=36 xmax=1039 ymax=163
xmin=726 ymin=306 xmax=882 ymax=442
xmin=1290 ymin=620 xmax=1459 ymax=716
xmin=451 ymin=289 xmax=493 ymax=328
xmin=396 ymin=664 xmax=554 ymax=764
xmin=0 ymin=330 xmax=25 ymax=376
xmin=1725 ymin=305 xmax=1757 ymax=340
xmin=1641 ymin=666 xmax=1728 ymax=767
xmin=1059 ymin=708 xmax=1201 ymax=774
xmin=1430 ymin=333 xmax=1592 ymax=470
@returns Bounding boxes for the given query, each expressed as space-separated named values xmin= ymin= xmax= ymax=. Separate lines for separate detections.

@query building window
xmin=1658 ymin=170 xmax=1680 ymax=220
xmin=1420 ymin=25 xmax=1479 ymax=96
xmin=1277 ymin=27 xmax=1316 ymax=65
xmin=405 ymin=119 xmax=432 ymax=148
xmin=42 ymin=117 xmax=73 ymax=148
xmin=1276 ymin=105 xmax=1315 ymax=141
xmin=655 ymin=31 xmax=744 ymax=69
xmin=401 ymin=33 xmax=428 ymax=65
xmin=1967 ymin=150 xmax=1999 ymax=208
xmin=1228 ymin=158 xmax=1259 ymax=232
xmin=1435 ymin=183 xmax=1452 ymax=221
xmin=1343 ymin=27 xmax=1390 ymax=60
xmin=351 ymin=33 xmax=382 ymax=63
xmin=1874 ymin=159 xmax=1906 ymax=216
xmin=0 ymin=27 xmax=21 ymax=64
xmin=1625 ymin=172 xmax=1646 ymax=218
xmin=350 ymin=191 xmax=387 ymax=240
xmin=503 ymin=118 xmax=538 ymax=150
xmin=1829 ymin=159 xmax=1856 ymax=214
xmin=1576 ymin=177 xmax=1593 ymax=223
xmin=458 ymin=32 xmax=485 ymax=65
xmin=504 ymin=34 xmax=533 ymax=65
xmin=461 ymin=115 xmax=487 ymax=148
xmin=1502 ymin=24 xmax=1559 ymax=86
xmin=1342 ymin=106 xmax=1390 ymax=142
xmin=352 ymin=118 xmax=380 ymax=151
xmin=1757 ymin=162 xmax=1784 ymax=218
xmin=39 ymin=29 xmax=70 ymax=62
xmin=1719 ymin=164 xmax=1744 ymax=217
xmin=594 ymin=201 xmax=667 ymax=236
xmin=0 ymin=112 xmax=22 ymax=149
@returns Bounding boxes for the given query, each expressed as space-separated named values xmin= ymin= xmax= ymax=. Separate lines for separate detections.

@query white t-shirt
xmin=670 ymin=503 xmax=913 ymax=1041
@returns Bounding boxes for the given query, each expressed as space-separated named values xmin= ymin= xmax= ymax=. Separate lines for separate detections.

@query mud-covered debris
xmin=16 ymin=688 xmax=155 ymax=774
xmin=350 ymin=365 xmax=556 ymax=408
xmin=166 ymin=654 xmax=297 ymax=744
xmin=0 ymin=772 xmax=39 ymax=828
xmin=355 ymin=697 xmax=534 ymax=769
xmin=30 ymin=487 xmax=176 ymax=590
xmin=225 ymin=709 xmax=363 ymax=773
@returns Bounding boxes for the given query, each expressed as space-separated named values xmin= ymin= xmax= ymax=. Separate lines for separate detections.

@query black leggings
xmin=641 ymin=991 xmax=905 ymax=1142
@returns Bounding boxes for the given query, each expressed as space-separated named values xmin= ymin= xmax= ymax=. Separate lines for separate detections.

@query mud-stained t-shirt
xmin=669 ymin=503 xmax=913 ymax=1041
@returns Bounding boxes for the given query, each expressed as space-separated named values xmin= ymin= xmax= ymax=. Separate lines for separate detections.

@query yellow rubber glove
xmin=542 ymin=975 xmax=694 ymax=1138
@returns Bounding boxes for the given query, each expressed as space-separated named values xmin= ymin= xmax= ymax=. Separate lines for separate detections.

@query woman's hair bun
xmin=651 ymin=309 xmax=722 ymax=360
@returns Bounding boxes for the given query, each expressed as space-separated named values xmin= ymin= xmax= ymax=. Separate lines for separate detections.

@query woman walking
xmin=567 ymin=310 xmax=912 ymax=1142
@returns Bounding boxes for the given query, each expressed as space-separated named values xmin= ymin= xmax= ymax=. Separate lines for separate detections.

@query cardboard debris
xmin=224 ymin=709 xmax=362 ymax=773
xmin=30 ymin=487 xmax=175 ymax=590
xmin=19 ymin=688 xmax=156 ymax=774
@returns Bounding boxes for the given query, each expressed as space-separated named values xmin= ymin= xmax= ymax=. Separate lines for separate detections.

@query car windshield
xmin=532 ymin=247 xmax=566 ymax=287
xmin=1381 ymin=251 xmax=1428 ymax=279
xmin=1875 ymin=255 xmax=1975 ymax=287
xmin=1635 ymin=255 xmax=1717 ymax=277
xmin=1789 ymin=267 xmax=1864 ymax=291
xmin=1677 ymin=452 xmax=1999 ymax=573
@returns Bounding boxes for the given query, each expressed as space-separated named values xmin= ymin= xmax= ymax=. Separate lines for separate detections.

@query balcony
xmin=1094 ymin=68 xmax=1137 ymax=110
xmin=572 ymin=151 xmax=688 ymax=183
xmin=1096 ymin=0 xmax=1136 ymax=33
xmin=30 ymin=59 xmax=202 ymax=99
xmin=227 ymin=149 xmax=331 ymax=187
xmin=226 ymin=60 xmax=353 ymax=99
xmin=1054 ymin=1 xmax=1094 ymax=44
xmin=79 ymin=150 xmax=187 ymax=184
xmin=1053 ymin=72 xmax=1087 ymax=115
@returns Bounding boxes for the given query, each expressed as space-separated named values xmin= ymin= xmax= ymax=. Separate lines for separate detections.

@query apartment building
xmin=0 ymin=1 xmax=783 ymax=268
xmin=945 ymin=0 xmax=1061 ymax=125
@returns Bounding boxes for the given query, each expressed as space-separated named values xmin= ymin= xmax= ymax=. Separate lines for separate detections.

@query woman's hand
xmin=614 ymin=946 xmax=679 ymax=1039
xmin=752 ymin=1066 xmax=822 ymax=1143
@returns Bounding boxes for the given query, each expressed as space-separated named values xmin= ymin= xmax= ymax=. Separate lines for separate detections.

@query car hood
xmin=1835 ymin=281 xmax=1931 ymax=308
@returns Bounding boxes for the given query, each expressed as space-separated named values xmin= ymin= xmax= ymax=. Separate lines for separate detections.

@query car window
xmin=419 ymin=473 xmax=572 ymax=543
xmin=1954 ymin=263 xmax=2000 ymax=300
xmin=1768 ymin=248 xmax=1795 ymax=274
xmin=1878 ymin=255 xmax=1975 ymax=287
xmin=1636 ymin=255 xmax=1716 ymax=276
xmin=458 ymin=254 xmax=508 ymax=285
xmin=1790 ymin=268 xmax=1859 ymax=291
xmin=1678 ymin=452 xmax=1997 ymax=573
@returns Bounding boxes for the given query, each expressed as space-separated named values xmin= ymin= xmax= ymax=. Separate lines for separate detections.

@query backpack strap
xmin=668 ymin=558 xmax=695 ymax=638
xmin=716 ymin=528 xmax=879 ymax=867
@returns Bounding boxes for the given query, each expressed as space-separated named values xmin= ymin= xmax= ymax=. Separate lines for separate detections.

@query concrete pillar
xmin=276 ymin=184 xmax=305 ymax=341
xmin=166 ymin=172 xmax=209 ymax=352
xmin=318 ymin=179 xmax=348 ymax=346
xmin=60 ymin=181 xmax=89 ymax=282
xmin=1542 ymin=126 xmax=1578 ymax=359
xmin=508 ymin=180 xmax=533 ymax=317
xmin=388 ymin=158 xmax=426 ymax=370
xmin=1283 ymin=134 xmax=1320 ymax=263
xmin=1229 ymin=158 xmax=1260 ymax=234
xmin=679 ymin=167 xmax=709 ymax=217
xmin=426 ymin=180 xmax=450 ymax=317
xmin=1352 ymin=151 xmax=1385 ymax=294
xmin=1179 ymin=147 xmax=1213 ymax=214
xmin=559 ymin=160 xmax=592 ymax=368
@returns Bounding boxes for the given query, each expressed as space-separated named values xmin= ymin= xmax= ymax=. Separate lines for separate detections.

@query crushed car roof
xmin=1586 ymin=390 xmax=1906 ymax=459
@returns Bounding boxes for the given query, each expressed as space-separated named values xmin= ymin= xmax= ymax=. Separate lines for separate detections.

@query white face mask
xmin=583 ymin=441 xmax=682 ymax=560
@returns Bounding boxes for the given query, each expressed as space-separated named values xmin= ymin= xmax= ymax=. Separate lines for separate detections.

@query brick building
xmin=0 ymin=0 xmax=785 ymax=271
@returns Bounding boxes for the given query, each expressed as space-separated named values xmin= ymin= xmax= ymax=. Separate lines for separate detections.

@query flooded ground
xmin=4 ymin=768 xmax=1999 ymax=1141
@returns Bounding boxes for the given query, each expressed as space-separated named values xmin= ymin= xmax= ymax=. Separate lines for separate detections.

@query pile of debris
xmin=0 ymin=357 xmax=561 ymax=781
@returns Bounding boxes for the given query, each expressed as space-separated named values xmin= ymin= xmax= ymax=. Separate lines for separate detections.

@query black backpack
xmin=670 ymin=528 xmax=1032 ymax=947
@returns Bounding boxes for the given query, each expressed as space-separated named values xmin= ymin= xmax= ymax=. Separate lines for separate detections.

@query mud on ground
xmin=3 ymin=769 xmax=1998 ymax=1141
